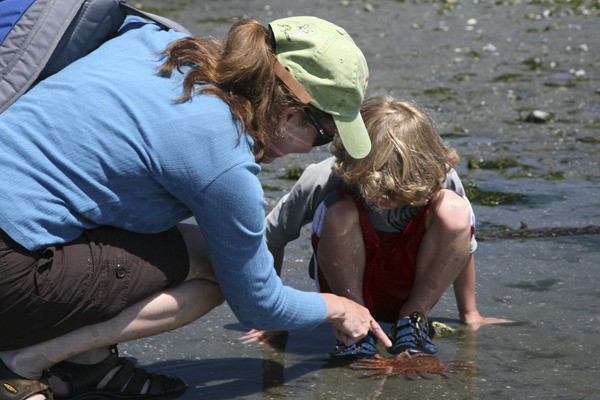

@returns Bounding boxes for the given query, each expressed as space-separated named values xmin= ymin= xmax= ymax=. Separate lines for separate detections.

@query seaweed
xmin=465 ymin=182 xmax=526 ymax=206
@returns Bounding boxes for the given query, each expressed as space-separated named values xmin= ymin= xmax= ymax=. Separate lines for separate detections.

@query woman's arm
xmin=241 ymin=291 xmax=392 ymax=348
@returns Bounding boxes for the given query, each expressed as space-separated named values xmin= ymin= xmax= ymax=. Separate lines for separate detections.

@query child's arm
xmin=269 ymin=244 xmax=285 ymax=276
xmin=454 ymin=254 xmax=479 ymax=323
xmin=265 ymin=157 xmax=341 ymax=264
xmin=453 ymin=255 xmax=513 ymax=330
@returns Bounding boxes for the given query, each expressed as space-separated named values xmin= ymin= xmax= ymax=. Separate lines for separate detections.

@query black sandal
xmin=49 ymin=348 xmax=186 ymax=400
xmin=0 ymin=360 xmax=53 ymax=400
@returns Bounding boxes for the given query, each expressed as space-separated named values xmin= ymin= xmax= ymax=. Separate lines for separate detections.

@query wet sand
xmin=122 ymin=1 xmax=599 ymax=398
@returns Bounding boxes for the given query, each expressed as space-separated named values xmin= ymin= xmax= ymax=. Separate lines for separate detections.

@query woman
xmin=0 ymin=15 xmax=390 ymax=400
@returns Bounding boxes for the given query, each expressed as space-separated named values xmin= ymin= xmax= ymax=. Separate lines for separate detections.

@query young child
xmin=260 ymin=95 xmax=510 ymax=357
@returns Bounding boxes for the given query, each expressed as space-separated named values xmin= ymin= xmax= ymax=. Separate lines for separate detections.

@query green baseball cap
xmin=270 ymin=16 xmax=371 ymax=159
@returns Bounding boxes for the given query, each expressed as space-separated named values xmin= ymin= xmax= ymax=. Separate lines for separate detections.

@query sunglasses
xmin=304 ymin=108 xmax=335 ymax=147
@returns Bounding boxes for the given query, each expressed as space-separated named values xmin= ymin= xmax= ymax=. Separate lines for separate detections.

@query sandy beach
xmin=121 ymin=1 xmax=600 ymax=398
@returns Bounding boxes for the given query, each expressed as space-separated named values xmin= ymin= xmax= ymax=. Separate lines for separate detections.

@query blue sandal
xmin=389 ymin=311 xmax=437 ymax=355
xmin=330 ymin=332 xmax=377 ymax=359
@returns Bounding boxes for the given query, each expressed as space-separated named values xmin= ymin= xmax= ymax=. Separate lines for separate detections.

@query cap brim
xmin=334 ymin=113 xmax=371 ymax=159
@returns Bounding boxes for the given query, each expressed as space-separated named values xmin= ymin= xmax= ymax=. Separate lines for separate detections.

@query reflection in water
xmin=256 ymin=325 xmax=483 ymax=399
xmin=256 ymin=331 xmax=289 ymax=398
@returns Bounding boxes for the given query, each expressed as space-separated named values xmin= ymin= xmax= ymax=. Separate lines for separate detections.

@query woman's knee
xmin=176 ymin=222 xmax=217 ymax=282
xmin=188 ymin=279 xmax=225 ymax=308
xmin=162 ymin=279 xmax=224 ymax=325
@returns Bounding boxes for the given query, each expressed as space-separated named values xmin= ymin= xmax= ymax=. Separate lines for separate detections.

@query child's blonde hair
xmin=331 ymin=96 xmax=459 ymax=208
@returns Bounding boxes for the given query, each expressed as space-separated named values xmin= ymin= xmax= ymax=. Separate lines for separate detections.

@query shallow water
xmin=122 ymin=1 xmax=599 ymax=398
xmin=122 ymin=232 xmax=600 ymax=399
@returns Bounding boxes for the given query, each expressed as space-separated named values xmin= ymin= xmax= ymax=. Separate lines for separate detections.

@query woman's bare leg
xmin=0 ymin=222 xmax=222 ymax=397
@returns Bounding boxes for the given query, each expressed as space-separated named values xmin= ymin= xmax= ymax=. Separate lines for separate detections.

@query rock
xmin=524 ymin=110 xmax=551 ymax=123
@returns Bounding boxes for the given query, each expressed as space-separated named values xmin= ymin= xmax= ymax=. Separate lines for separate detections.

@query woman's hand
xmin=321 ymin=293 xmax=392 ymax=347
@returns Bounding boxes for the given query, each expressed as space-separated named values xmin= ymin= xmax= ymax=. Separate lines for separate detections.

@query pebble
xmin=570 ymin=69 xmax=586 ymax=78
xmin=525 ymin=110 xmax=551 ymax=123
xmin=482 ymin=43 xmax=497 ymax=52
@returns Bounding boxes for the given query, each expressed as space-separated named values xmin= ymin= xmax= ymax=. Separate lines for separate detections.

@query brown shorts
xmin=0 ymin=226 xmax=189 ymax=350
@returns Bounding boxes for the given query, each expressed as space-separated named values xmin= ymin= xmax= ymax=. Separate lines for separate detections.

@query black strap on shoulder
xmin=0 ymin=0 xmax=192 ymax=113
xmin=0 ymin=0 xmax=90 ymax=113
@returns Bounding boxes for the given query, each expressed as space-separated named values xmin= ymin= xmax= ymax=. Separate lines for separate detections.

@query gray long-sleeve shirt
xmin=266 ymin=157 xmax=477 ymax=252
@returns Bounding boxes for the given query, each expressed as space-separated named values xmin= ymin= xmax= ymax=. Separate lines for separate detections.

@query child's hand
xmin=461 ymin=311 xmax=514 ymax=331
xmin=239 ymin=329 xmax=289 ymax=351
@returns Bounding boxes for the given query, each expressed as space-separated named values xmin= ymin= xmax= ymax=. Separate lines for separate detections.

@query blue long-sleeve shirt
xmin=0 ymin=16 xmax=327 ymax=331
